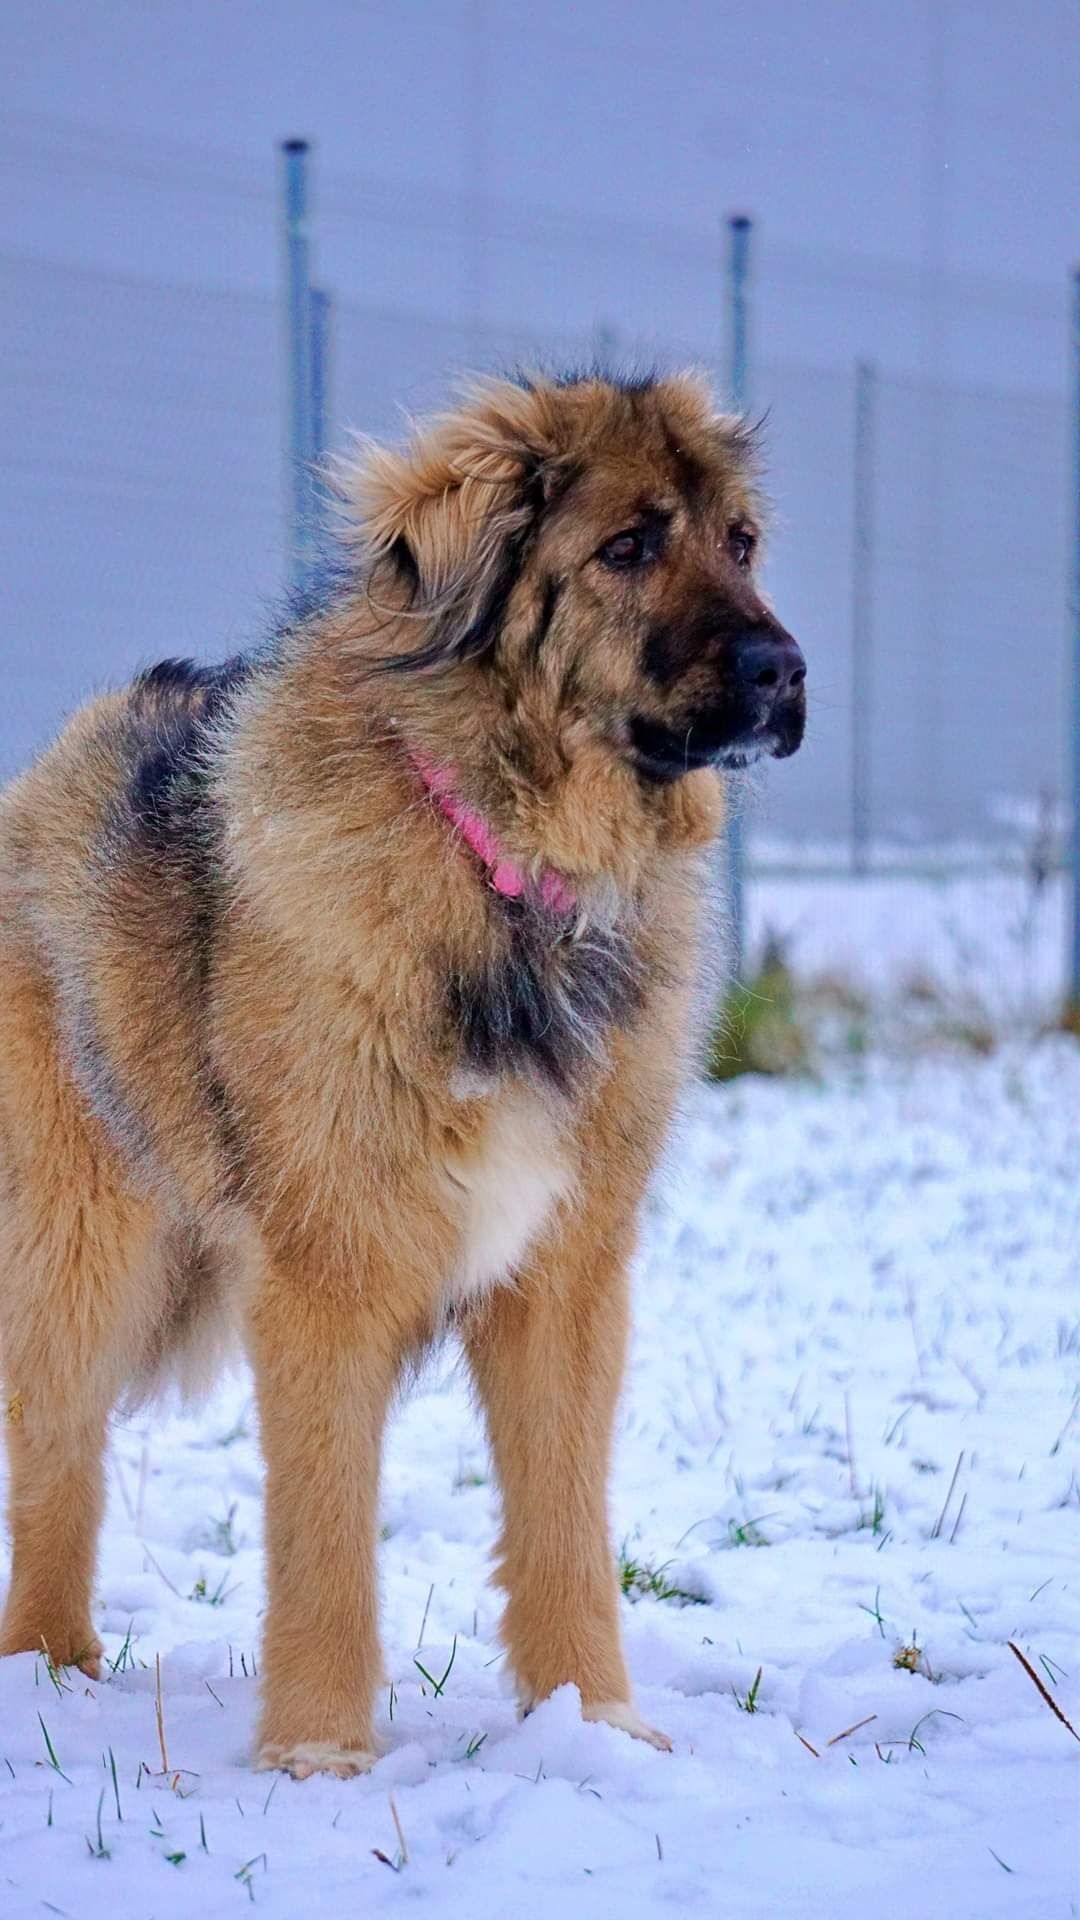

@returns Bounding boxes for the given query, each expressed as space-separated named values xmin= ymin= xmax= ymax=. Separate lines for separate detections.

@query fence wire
xmin=1 ymin=248 xmax=1071 ymax=1007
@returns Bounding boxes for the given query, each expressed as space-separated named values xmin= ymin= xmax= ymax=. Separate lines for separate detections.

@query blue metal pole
xmin=309 ymin=284 xmax=332 ymax=561
xmin=281 ymin=139 xmax=315 ymax=597
xmin=1070 ymin=267 xmax=1080 ymax=1002
xmin=725 ymin=214 xmax=752 ymax=977
xmin=851 ymin=359 xmax=877 ymax=875
xmin=310 ymin=286 xmax=330 ymax=467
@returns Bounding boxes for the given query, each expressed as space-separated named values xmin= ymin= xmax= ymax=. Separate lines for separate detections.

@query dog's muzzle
xmin=631 ymin=626 xmax=807 ymax=781
xmin=719 ymin=626 xmax=807 ymax=766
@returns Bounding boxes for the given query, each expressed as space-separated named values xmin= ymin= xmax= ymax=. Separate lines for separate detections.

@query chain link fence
xmin=2 ymin=247 xmax=1071 ymax=1013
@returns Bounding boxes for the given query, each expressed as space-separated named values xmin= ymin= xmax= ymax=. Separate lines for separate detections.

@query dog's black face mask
xmin=575 ymin=502 xmax=807 ymax=783
xmin=628 ymin=594 xmax=806 ymax=782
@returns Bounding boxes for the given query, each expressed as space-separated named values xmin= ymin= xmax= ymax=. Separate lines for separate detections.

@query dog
xmin=0 ymin=370 xmax=805 ymax=1775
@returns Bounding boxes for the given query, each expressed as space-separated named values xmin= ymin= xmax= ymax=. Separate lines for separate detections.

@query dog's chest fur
xmin=441 ymin=1082 xmax=573 ymax=1303
xmin=444 ymin=897 xmax=645 ymax=1093
xmin=435 ymin=899 xmax=646 ymax=1299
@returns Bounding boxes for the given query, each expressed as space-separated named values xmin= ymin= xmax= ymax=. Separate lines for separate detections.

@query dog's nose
xmin=732 ymin=631 xmax=806 ymax=700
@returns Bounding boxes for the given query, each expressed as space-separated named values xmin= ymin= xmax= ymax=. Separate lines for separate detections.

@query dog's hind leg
xmin=0 ymin=965 xmax=161 ymax=1678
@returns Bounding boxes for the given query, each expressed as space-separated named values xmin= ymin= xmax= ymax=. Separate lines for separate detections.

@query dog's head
xmin=346 ymin=371 xmax=805 ymax=783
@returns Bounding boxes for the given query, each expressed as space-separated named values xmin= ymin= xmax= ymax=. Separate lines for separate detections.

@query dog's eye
xmin=728 ymin=528 xmax=755 ymax=568
xmin=598 ymin=528 xmax=649 ymax=570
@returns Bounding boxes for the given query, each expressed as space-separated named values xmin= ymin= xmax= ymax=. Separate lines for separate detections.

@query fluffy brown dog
xmin=0 ymin=371 xmax=805 ymax=1775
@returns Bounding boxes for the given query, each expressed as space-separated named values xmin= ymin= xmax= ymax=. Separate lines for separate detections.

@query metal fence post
xmin=725 ymin=213 xmax=752 ymax=977
xmin=310 ymin=285 xmax=331 ymax=468
xmin=851 ymin=359 xmax=877 ymax=874
xmin=309 ymin=282 xmax=333 ymax=554
xmin=280 ymin=139 xmax=316 ymax=597
xmin=591 ymin=318 xmax=618 ymax=368
xmin=1070 ymin=267 xmax=1080 ymax=1002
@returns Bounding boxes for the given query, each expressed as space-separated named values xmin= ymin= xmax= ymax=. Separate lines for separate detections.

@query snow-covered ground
xmin=2 ymin=1041 xmax=1079 ymax=1918
xmin=749 ymin=864 xmax=1065 ymax=1021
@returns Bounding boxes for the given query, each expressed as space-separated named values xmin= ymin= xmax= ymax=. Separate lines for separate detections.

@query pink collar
xmin=411 ymin=750 xmax=576 ymax=915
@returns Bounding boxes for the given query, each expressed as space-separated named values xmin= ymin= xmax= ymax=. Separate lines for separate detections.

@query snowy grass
xmin=748 ymin=863 xmax=1066 ymax=1024
xmin=2 ymin=1040 xmax=1079 ymax=1916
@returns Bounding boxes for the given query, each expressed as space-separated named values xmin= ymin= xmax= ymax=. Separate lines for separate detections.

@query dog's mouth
xmin=629 ymin=699 xmax=805 ymax=783
xmin=714 ymin=738 xmax=772 ymax=771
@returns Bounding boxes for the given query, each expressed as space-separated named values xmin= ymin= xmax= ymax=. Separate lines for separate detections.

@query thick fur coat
xmin=0 ymin=371 xmax=804 ymax=1773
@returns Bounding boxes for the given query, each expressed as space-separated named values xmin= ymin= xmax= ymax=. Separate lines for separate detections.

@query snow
xmin=749 ymin=863 xmax=1065 ymax=1019
xmin=2 ymin=1040 xmax=1079 ymax=1918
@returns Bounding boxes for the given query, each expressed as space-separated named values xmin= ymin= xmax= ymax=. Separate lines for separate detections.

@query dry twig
xmin=155 ymin=1653 xmax=169 ymax=1774
xmin=826 ymin=1713 xmax=877 ymax=1747
xmin=1007 ymin=1642 xmax=1080 ymax=1743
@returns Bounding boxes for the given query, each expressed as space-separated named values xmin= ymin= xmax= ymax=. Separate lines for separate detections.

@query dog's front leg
xmin=464 ymin=1205 xmax=671 ymax=1752
xmin=248 ymin=1254 xmax=401 ymax=1779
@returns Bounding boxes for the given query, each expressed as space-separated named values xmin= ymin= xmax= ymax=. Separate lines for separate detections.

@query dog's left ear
xmin=338 ymin=381 xmax=563 ymax=659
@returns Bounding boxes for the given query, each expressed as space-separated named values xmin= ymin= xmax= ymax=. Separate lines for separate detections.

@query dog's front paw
xmin=255 ymin=1740 xmax=378 ymax=1780
xmin=67 ymin=1636 xmax=104 ymax=1682
xmin=582 ymin=1699 xmax=673 ymax=1751
xmin=0 ymin=1622 xmax=103 ymax=1682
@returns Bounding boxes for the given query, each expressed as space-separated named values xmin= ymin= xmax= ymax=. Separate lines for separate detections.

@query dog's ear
xmin=338 ymin=379 xmax=564 ymax=667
